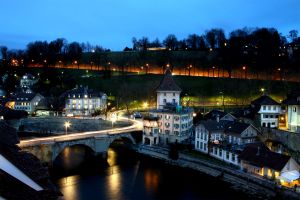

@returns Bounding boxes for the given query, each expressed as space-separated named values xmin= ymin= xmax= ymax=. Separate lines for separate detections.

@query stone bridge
xmin=19 ymin=133 xmax=136 ymax=165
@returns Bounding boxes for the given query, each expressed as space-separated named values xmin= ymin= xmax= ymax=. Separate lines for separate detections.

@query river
xmin=52 ymin=145 xmax=258 ymax=200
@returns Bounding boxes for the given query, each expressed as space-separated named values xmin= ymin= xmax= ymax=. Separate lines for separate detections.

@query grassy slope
xmin=15 ymin=67 xmax=300 ymax=106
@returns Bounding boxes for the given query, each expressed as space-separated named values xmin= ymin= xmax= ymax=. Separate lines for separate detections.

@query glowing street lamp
xmin=143 ymin=102 xmax=149 ymax=108
xmin=64 ymin=121 xmax=71 ymax=134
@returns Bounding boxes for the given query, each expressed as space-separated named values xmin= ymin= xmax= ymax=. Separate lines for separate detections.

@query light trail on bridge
xmin=18 ymin=116 xmax=143 ymax=148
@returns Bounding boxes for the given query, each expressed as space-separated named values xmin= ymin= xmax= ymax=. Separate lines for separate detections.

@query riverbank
xmin=137 ymin=145 xmax=300 ymax=200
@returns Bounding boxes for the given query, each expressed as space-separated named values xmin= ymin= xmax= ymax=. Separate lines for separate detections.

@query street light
xmin=111 ymin=114 xmax=117 ymax=128
xmin=64 ymin=121 xmax=71 ymax=134
xmin=143 ymin=102 xmax=149 ymax=108
xmin=242 ymin=66 xmax=247 ymax=79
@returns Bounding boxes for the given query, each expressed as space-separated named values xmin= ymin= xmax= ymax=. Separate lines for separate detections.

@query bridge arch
xmin=108 ymin=134 xmax=135 ymax=147
xmin=52 ymin=139 xmax=97 ymax=162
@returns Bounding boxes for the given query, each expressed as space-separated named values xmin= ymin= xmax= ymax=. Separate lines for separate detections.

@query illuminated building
xmin=143 ymin=69 xmax=193 ymax=145
xmin=64 ymin=85 xmax=107 ymax=116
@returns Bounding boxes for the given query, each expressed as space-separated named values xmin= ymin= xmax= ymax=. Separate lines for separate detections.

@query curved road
xmin=18 ymin=116 xmax=143 ymax=148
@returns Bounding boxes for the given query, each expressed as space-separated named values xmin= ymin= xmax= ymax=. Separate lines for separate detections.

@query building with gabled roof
xmin=12 ymin=92 xmax=44 ymax=114
xmin=195 ymin=119 xmax=260 ymax=166
xmin=251 ymin=95 xmax=282 ymax=128
xmin=204 ymin=109 xmax=236 ymax=122
xmin=240 ymin=142 xmax=299 ymax=186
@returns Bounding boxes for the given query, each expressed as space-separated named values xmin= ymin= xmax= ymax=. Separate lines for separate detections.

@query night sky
xmin=1 ymin=0 xmax=299 ymax=50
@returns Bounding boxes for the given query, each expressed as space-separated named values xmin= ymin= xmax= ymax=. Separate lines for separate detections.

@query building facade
xmin=13 ymin=93 xmax=44 ymax=114
xmin=283 ymin=95 xmax=300 ymax=133
xmin=240 ymin=143 xmax=300 ymax=186
xmin=143 ymin=69 xmax=193 ymax=145
xmin=195 ymin=120 xmax=259 ymax=166
xmin=251 ymin=95 xmax=282 ymax=128
xmin=65 ymin=86 xmax=107 ymax=116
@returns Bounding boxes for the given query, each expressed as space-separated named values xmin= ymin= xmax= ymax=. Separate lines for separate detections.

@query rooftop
xmin=14 ymin=92 xmax=42 ymax=102
xmin=156 ymin=69 xmax=181 ymax=92
xmin=204 ymin=109 xmax=235 ymax=121
xmin=251 ymin=95 xmax=280 ymax=106
xmin=239 ymin=143 xmax=291 ymax=171
xmin=65 ymin=85 xmax=106 ymax=99
xmin=150 ymin=105 xmax=193 ymax=115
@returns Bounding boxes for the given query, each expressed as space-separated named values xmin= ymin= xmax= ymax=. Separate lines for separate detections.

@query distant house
xmin=240 ymin=143 xmax=300 ymax=186
xmin=20 ymin=73 xmax=37 ymax=89
xmin=195 ymin=120 xmax=260 ymax=166
xmin=251 ymin=95 xmax=282 ymax=128
xmin=282 ymin=95 xmax=300 ymax=133
xmin=13 ymin=92 xmax=44 ymax=114
xmin=64 ymin=85 xmax=107 ymax=116
xmin=204 ymin=109 xmax=236 ymax=122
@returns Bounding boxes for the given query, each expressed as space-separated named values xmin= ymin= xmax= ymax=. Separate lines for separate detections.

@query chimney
xmin=256 ymin=147 xmax=260 ymax=156
xmin=216 ymin=114 xmax=220 ymax=123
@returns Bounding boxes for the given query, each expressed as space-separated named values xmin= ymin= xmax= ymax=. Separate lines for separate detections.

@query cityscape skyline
xmin=0 ymin=0 xmax=299 ymax=50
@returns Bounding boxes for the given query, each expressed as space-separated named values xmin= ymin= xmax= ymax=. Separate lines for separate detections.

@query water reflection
xmin=106 ymin=166 xmax=122 ymax=199
xmin=57 ymin=175 xmax=81 ymax=200
xmin=55 ymin=145 xmax=90 ymax=171
xmin=54 ymin=147 xmax=255 ymax=200
xmin=144 ymin=169 xmax=159 ymax=194
xmin=107 ymin=148 xmax=117 ymax=166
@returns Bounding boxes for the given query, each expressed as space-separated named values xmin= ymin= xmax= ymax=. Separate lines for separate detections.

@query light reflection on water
xmin=57 ymin=175 xmax=81 ymax=200
xmin=54 ymin=147 xmax=254 ymax=200
xmin=144 ymin=169 xmax=159 ymax=194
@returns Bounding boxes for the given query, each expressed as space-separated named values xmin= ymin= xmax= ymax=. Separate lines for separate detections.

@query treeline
xmin=1 ymin=27 xmax=300 ymax=77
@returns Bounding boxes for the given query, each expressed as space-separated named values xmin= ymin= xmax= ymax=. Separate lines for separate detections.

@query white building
xmin=143 ymin=69 xmax=193 ymax=145
xmin=20 ymin=73 xmax=37 ymax=89
xmin=65 ymin=85 xmax=107 ymax=116
xmin=251 ymin=95 xmax=282 ymax=128
xmin=283 ymin=95 xmax=300 ymax=133
xmin=13 ymin=93 xmax=44 ymax=114
xmin=195 ymin=120 xmax=259 ymax=166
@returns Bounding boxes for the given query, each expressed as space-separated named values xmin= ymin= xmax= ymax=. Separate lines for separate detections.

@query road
xmin=18 ymin=116 xmax=143 ymax=148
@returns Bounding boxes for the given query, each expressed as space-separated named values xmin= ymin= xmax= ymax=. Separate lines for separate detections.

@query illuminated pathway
xmin=18 ymin=116 xmax=143 ymax=148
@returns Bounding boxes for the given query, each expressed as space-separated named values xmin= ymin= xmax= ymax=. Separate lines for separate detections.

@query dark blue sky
xmin=1 ymin=0 xmax=299 ymax=50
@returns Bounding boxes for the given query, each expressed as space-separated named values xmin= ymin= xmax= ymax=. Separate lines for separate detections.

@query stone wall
xmin=260 ymin=128 xmax=300 ymax=162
